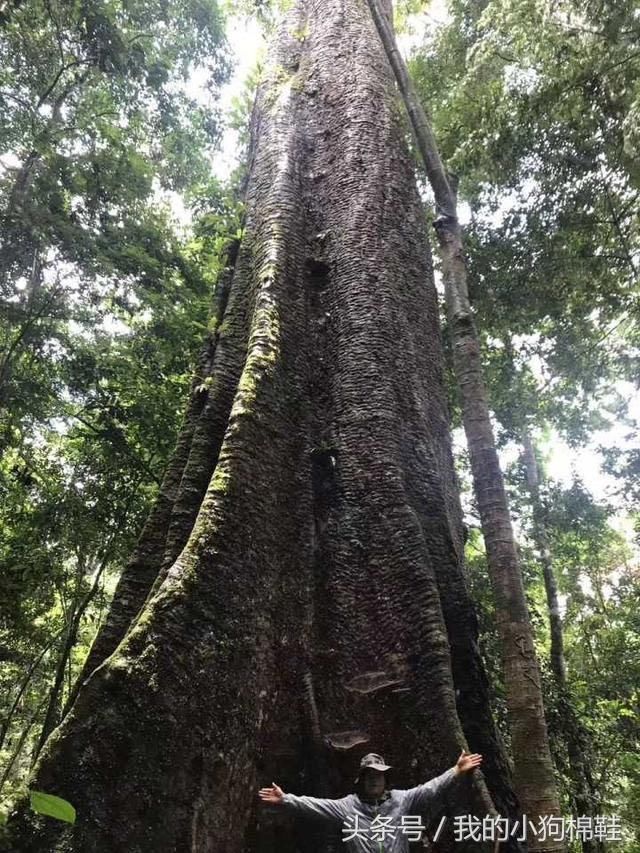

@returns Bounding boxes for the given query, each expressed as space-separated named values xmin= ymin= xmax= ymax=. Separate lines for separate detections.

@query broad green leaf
xmin=29 ymin=791 xmax=76 ymax=825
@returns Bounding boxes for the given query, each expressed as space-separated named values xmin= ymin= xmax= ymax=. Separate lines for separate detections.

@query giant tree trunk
xmin=4 ymin=3 xmax=520 ymax=851
xmin=364 ymin=2 xmax=564 ymax=850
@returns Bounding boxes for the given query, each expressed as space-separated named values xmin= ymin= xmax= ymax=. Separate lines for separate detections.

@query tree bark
xmin=365 ymin=2 xmax=564 ymax=850
xmin=4 ymin=3 xmax=519 ymax=850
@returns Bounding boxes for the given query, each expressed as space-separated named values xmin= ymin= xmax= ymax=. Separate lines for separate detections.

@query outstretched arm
xmin=258 ymin=783 xmax=351 ymax=826
xmin=402 ymin=751 xmax=483 ymax=814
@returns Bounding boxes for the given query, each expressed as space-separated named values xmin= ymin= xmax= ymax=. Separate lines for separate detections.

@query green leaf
xmin=29 ymin=791 xmax=76 ymax=824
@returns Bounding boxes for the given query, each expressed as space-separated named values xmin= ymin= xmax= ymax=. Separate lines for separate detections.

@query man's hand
xmin=455 ymin=750 xmax=483 ymax=775
xmin=258 ymin=783 xmax=285 ymax=804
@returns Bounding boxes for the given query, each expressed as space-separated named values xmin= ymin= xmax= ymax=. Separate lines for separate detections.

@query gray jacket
xmin=281 ymin=766 xmax=458 ymax=852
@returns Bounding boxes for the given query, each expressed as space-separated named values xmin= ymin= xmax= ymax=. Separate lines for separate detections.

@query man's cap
xmin=355 ymin=753 xmax=392 ymax=782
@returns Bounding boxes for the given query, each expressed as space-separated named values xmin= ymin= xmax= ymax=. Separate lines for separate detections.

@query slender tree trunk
xmin=4 ymin=3 xmax=519 ymax=850
xmin=365 ymin=3 xmax=564 ymax=850
xmin=0 ymin=636 xmax=57 ymax=754
xmin=521 ymin=435 xmax=566 ymax=684
xmin=35 ymin=541 xmax=117 ymax=758
xmin=522 ymin=433 xmax=605 ymax=853
xmin=32 ymin=633 xmax=77 ymax=764
xmin=0 ymin=696 xmax=48 ymax=797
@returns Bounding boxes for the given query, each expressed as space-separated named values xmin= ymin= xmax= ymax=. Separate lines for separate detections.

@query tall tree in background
xmin=521 ymin=433 xmax=602 ymax=853
xmin=3 ymin=1 xmax=523 ymax=850
xmin=408 ymin=0 xmax=640 ymax=845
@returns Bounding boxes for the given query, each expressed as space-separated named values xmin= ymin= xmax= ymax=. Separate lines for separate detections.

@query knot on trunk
xmin=433 ymin=213 xmax=458 ymax=241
